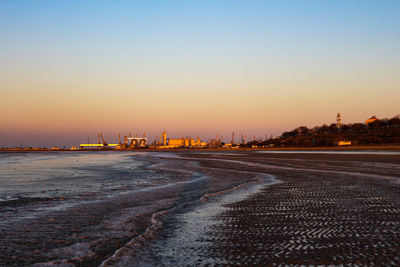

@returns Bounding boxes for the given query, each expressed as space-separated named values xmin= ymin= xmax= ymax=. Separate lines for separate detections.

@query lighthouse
xmin=337 ymin=113 xmax=342 ymax=128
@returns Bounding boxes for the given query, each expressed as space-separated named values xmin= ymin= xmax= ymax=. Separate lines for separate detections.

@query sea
xmin=0 ymin=151 xmax=276 ymax=266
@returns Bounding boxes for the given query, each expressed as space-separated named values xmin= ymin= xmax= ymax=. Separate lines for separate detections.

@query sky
xmin=1 ymin=0 xmax=399 ymax=147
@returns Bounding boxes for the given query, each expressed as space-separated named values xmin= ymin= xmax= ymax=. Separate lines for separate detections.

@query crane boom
xmin=99 ymin=133 xmax=107 ymax=146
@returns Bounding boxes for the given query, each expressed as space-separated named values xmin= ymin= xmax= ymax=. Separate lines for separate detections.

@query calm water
xmin=0 ymin=152 xmax=149 ymax=202
xmin=0 ymin=151 xmax=272 ymax=266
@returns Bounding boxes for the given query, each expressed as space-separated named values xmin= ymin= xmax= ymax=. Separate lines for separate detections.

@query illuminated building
xmin=366 ymin=115 xmax=379 ymax=125
xmin=158 ymin=131 xmax=207 ymax=148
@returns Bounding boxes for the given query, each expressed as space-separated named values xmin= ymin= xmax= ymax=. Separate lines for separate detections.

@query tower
xmin=161 ymin=131 xmax=167 ymax=146
xmin=337 ymin=113 xmax=342 ymax=128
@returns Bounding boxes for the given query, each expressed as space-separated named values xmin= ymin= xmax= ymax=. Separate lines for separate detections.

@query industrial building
xmin=79 ymin=131 xmax=208 ymax=150
xmin=80 ymin=133 xmax=147 ymax=149
xmin=158 ymin=131 xmax=207 ymax=148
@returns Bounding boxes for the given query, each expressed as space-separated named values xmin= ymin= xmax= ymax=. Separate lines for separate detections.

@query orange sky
xmin=1 ymin=1 xmax=399 ymax=147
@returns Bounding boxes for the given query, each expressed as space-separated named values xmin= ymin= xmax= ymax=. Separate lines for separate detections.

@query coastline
xmin=2 ymin=144 xmax=400 ymax=153
xmin=0 ymin=151 xmax=269 ymax=266
xmin=100 ymin=172 xmax=279 ymax=266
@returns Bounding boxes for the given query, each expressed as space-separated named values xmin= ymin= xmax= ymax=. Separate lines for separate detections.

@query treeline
xmin=244 ymin=115 xmax=400 ymax=147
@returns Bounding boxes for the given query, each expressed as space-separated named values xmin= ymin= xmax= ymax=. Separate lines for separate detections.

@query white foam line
xmin=100 ymin=161 xmax=280 ymax=266
xmin=140 ymin=174 xmax=281 ymax=266
xmin=125 ymin=175 xmax=207 ymax=194
xmin=200 ymin=173 xmax=279 ymax=202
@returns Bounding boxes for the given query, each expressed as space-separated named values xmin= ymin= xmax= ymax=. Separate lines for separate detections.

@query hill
xmin=246 ymin=115 xmax=400 ymax=147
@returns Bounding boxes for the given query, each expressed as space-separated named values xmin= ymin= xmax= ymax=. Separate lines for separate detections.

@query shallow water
xmin=130 ymin=174 xmax=279 ymax=266
xmin=0 ymin=151 xmax=266 ymax=266
xmin=0 ymin=152 xmax=147 ymax=202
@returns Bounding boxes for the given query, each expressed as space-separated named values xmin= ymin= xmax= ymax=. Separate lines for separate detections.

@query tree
xmin=368 ymin=120 xmax=383 ymax=130
xmin=341 ymin=124 xmax=351 ymax=134
xmin=328 ymin=123 xmax=338 ymax=134
xmin=388 ymin=116 xmax=400 ymax=127
xmin=317 ymin=124 xmax=329 ymax=135
xmin=296 ymin=126 xmax=309 ymax=135
xmin=352 ymin=123 xmax=365 ymax=133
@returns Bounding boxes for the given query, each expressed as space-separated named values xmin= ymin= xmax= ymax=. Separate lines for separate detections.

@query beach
xmin=184 ymin=152 xmax=400 ymax=266
xmin=0 ymin=151 xmax=399 ymax=266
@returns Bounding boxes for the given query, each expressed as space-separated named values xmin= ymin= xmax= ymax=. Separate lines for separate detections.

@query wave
xmin=99 ymin=160 xmax=279 ymax=266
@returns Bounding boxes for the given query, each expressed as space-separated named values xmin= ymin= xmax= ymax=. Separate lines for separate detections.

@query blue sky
xmin=1 ymin=1 xmax=399 ymax=146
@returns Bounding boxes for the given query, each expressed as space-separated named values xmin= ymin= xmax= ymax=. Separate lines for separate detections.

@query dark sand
xmin=180 ymin=152 xmax=400 ymax=266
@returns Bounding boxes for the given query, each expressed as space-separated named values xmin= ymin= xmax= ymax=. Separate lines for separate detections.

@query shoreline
xmin=0 ymin=151 xmax=269 ymax=266
xmin=2 ymin=144 xmax=400 ymax=152
xmin=132 ymin=174 xmax=280 ymax=266
xmin=101 ymin=171 xmax=279 ymax=266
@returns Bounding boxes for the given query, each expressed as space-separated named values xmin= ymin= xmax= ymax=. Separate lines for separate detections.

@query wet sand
xmin=1 ymin=151 xmax=399 ymax=266
xmin=179 ymin=152 xmax=400 ymax=266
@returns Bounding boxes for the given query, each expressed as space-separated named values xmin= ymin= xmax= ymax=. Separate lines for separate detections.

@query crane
xmin=98 ymin=133 xmax=107 ymax=146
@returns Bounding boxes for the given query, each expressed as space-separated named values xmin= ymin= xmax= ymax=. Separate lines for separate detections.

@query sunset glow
xmin=1 ymin=1 xmax=399 ymax=147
